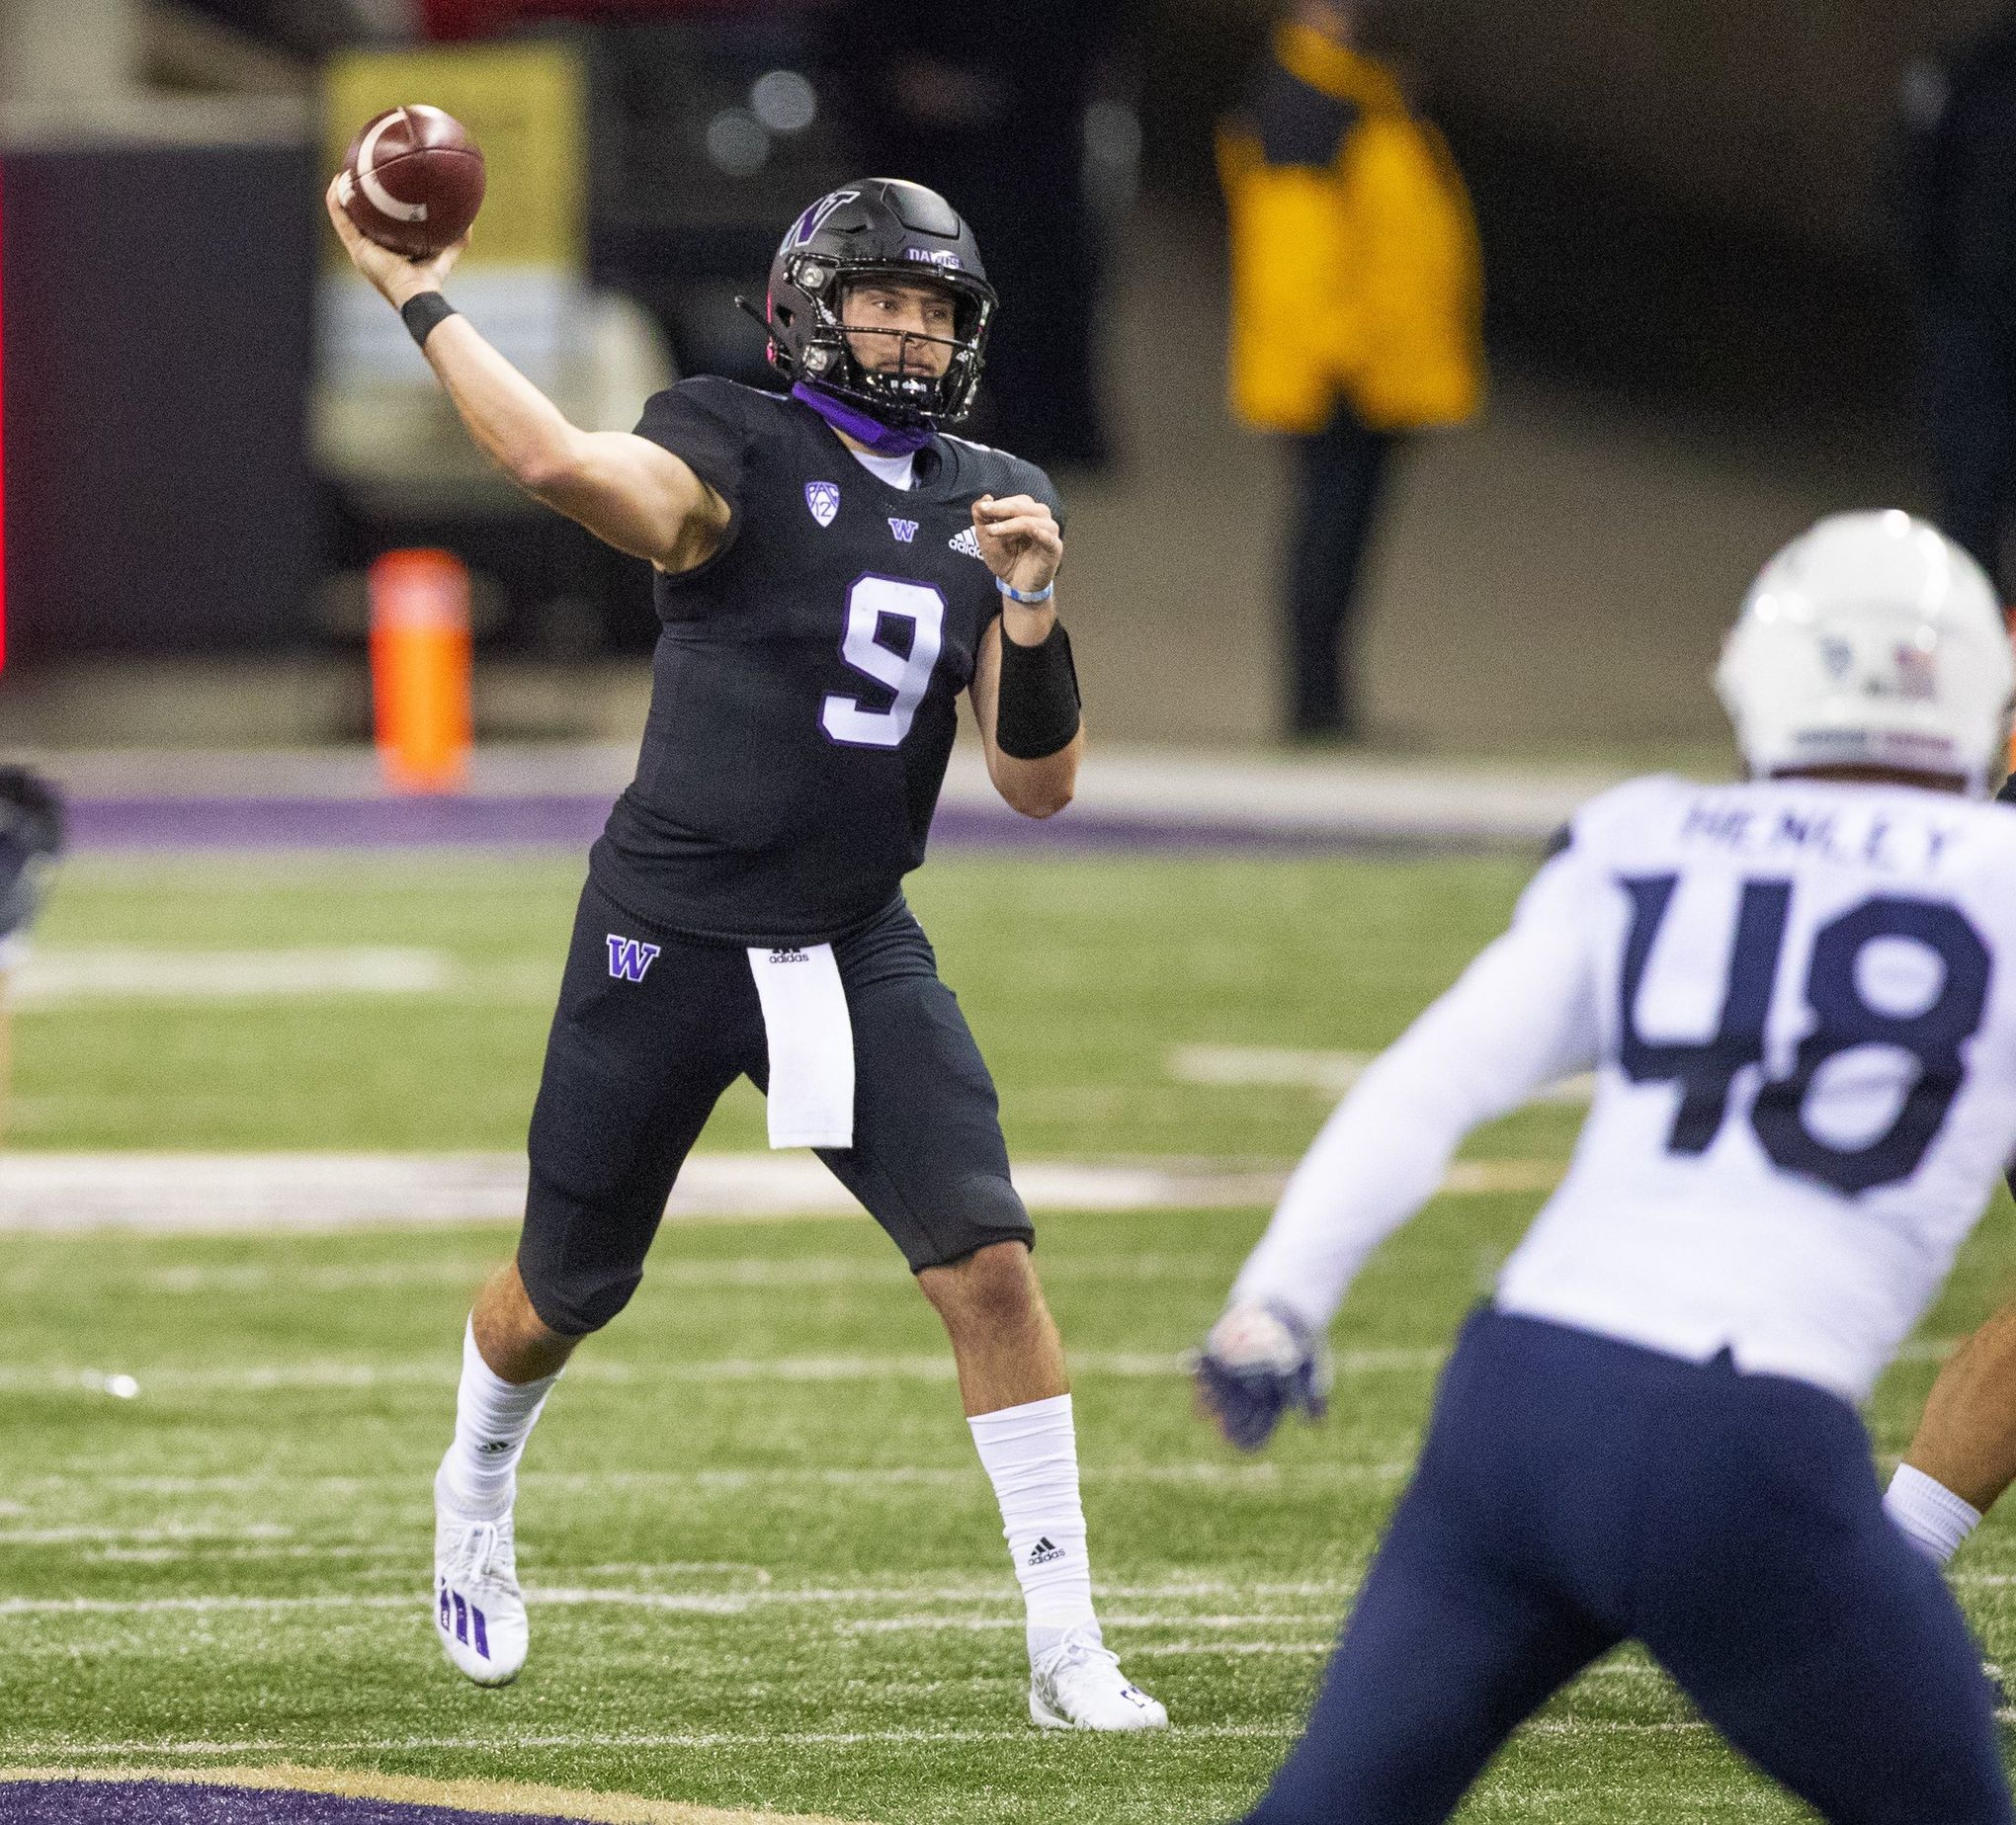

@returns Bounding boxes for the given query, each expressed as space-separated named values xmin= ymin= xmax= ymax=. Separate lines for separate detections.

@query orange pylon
xmin=370 ymin=548 xmax=472 ymax=794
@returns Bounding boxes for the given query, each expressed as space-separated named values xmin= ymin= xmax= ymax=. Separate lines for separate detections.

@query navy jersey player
xmin=326 ymin=176 xmax=1165 ymax=1730
xmin=0 ymin=767 xmax=63 ymax=1144
xmin=1198 ymin=513 xmax=2016 ymax=1822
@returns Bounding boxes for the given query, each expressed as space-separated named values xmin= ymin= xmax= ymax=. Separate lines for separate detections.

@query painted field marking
xmin=0 ymin=1598 xmax=1347 ymax=1631
xmin=6 ymin=1717 xmax=1725 ymax=1760
xmin=10 ymin=948 xmax=459 ymax=1005
xmin=6 ymin=1725 xmax=1308 ymax=1762
xmin=0 ymin=1347 xmax=1444 ymax=1396
xmin=0 ymin=1151 xmax=1560 ymax=1232
xmin=0 ymin=1575 xmax=1363 ymax=1621
xmin=63 ymin=1250 xmax=1244 ymax=1298
xmin=6 ymin=1457 xmax=1418 ymax=1499
xmin=0 ymin=1765 xmax=865 ymax=1825
xmin=1170 ymin=1044 xmax=1595 ymax=1107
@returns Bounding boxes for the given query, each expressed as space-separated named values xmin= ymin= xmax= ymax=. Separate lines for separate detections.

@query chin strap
xmin=792 ymin=381 xmax=935 ymax=456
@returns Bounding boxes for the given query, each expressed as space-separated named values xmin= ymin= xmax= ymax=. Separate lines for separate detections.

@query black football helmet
xmin=0 ymin=766 xmax=64 ymax=948
xmin=762 ymin=178 xmax=996 ymax=430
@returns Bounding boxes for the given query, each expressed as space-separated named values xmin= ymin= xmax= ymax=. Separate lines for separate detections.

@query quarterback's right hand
xmin=1194 ymin=1301 xmax=1331 ymax=1452
xmin=324 ymin=175 xmax=469 ymax=309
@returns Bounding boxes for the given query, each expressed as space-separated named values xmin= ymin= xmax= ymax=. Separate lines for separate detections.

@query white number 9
xmin=820 ymin=575 xmax=947 ymax=750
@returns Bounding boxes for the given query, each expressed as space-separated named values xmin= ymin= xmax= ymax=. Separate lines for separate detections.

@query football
xmin=338 ymin=105 xmax=485 ymax=260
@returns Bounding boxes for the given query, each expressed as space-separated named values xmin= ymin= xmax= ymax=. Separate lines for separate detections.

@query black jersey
xmin=591 ymin=377 xmax=1062 ymax=944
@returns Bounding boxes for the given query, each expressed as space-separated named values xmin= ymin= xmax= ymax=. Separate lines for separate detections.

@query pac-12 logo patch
xmin=607 ymin=935 xmax=660 ymax=983
xmin=889 ymin=518 xmax=919 ymax=543
xmin=805 ymin=480 xmax=841 ymax=528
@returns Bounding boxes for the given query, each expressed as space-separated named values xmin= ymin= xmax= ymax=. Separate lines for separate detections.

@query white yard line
xmin=0 ymin=1585 xmax=1353 ymax=1622
xmin=6 ymin=1717 xmax=1720 ymax=1760
xmin=0 ymin=1348 xmax=1443 ymax=1396
xmin=9 ymin=948 xmax=461 ymax=1006
xmin=0 ymin=1152 xmax=1558 ymax=1232
xmin=6 ymin=1458 xmax=1416 ymax=1499
xmin=6 ymin=1723 xmax=1308 ymax=1760
xmin=1170 ymin=1044 xmax=1595 ymax=1108
xmin=47 ymin=1250 xmax=1239 ymax=1297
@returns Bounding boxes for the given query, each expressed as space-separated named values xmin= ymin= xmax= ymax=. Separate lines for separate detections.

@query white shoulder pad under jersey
xmin=1496 ymin=774 xmax=2016 ymax=1399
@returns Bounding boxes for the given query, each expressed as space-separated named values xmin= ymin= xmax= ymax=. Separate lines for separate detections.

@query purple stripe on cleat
xmin=452 ymin=1591 xmax=468 ymax=1645
xmin=438 ymin=1586 xmax=452 ymax=1631
xmin=471 ymin=1605 xmax=490 ymax=1659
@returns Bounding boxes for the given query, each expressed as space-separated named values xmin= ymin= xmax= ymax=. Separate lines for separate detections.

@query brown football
xmin=339 ymin=105 xmax=485 ymax=260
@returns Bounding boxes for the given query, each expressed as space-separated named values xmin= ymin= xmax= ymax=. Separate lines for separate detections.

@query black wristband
xmin=401 ymin=290 xmax=459 ymax=350
xmin=995 ymin=620 xmax=1082 ymax=760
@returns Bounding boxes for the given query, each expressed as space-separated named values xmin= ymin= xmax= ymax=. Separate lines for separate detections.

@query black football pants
xmin=518 ymin=875 xmax=1034 ymax=1335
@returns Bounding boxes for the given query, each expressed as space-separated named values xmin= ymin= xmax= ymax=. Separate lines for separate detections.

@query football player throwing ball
xmin=325 ymin=175 xmax=1164 ymax=1732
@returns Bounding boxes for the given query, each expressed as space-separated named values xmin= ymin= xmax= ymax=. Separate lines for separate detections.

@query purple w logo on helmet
xmin=788 ymin=189 xmax=860 ymax=250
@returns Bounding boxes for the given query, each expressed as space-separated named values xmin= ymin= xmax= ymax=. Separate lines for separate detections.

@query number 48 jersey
xmin=1235 ymin=774 xmax=2016 ymax=1403
xmin=591 ymin=376 xmax=1061 ymax=944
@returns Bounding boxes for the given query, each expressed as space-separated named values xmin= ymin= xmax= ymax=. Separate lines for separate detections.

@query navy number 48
xmin=1618 ymin=875 xmax=1991 ymax=1196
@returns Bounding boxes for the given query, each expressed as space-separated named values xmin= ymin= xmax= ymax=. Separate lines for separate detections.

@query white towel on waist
xmin=747 ymin=942 xmax=856 ymax=1150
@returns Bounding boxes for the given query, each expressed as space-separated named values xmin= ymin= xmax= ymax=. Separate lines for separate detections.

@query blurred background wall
xmin=0 ymin=0 xmax=2009 ymax=756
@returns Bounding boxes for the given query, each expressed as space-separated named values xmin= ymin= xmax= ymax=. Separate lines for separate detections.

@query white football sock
xmin=436 ymin=1318 xmax=559 ymax=1521
xmin=1885 ymin=1462 xmax=1982 ymax=1564
xmin=968 ymin=1392 xmax=1099 ymax=1660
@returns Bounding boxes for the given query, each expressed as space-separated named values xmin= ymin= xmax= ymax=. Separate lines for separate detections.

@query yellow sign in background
xmin=322 ymin=42 xmax=585 ymax=272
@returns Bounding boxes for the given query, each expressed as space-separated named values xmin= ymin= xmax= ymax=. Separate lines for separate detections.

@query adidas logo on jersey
xmin=948 ymin=526 xmax=985 ymax=560
xmin=1026 ymin=1536 xmax=1067 ymax=1566
xmin=888 ymin=518 xmax=919 ymax=543
xmin=770 ymin=947 xmax=809 ymax=964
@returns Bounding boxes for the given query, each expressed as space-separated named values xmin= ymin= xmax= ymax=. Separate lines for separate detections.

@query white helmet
xmin=1716 ymin=510 xmax=2014 ymax=793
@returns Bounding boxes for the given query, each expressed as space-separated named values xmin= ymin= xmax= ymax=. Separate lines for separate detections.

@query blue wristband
xmin=995 ymin=576 xmax=1054 ymax=605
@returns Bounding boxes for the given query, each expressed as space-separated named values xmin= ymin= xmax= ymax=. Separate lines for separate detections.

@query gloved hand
xmin=1194 ymin=1300 xmax=1331 ymax=1452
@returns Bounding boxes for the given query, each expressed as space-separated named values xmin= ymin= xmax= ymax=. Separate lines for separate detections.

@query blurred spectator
xmin=1220 ymin=0 xmax=1483 ymax=743
xmin=0 ymin=768 xmax=65 ymax=1147
xmin=1901 ymin=12 xmax=2016 ymax=598
xmin=832 ymin=0 xmax=1127 ymax=468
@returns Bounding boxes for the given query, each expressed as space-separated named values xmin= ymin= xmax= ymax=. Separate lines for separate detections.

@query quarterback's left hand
xmin=1194 ymin=1302 xmax=1331 ymax=1452
xmin=973 ymin=493 xmax=1061 ymax=596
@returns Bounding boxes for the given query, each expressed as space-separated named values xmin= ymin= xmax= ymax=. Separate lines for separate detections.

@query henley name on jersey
xmin=1677 ymin=790 xmax=1963 ymax=874
xmin=591 ymin=377 xmax=1062 ymax=946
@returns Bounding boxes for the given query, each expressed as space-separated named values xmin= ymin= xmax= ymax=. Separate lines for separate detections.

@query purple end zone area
xmin=60 ymin=795 xmax=1400 ymax=856
xmin=0 ymin=1780 xmax=594 ymax=1824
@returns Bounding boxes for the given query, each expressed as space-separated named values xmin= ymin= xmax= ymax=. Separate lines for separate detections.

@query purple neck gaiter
xmin=793 ymin=381 xmax=934 ymax=456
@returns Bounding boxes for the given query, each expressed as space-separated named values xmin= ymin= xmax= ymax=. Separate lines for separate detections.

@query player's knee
xmin=513 ymin=1251 xmax=640 ymax=1340
xmin=920 ymin=1238 xmax=1040 ymax=1336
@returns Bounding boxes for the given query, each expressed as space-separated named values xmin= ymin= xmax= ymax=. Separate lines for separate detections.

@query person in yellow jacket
xmin=1221 ymin=1 xmax=1485 ymax=741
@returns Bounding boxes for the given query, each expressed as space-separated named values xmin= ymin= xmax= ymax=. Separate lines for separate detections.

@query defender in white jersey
xmin=1199 ymin=512 xmax=2016 ymax=1825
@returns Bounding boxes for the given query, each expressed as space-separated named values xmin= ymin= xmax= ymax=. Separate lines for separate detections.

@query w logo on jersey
xmin=606 ymin=935 xmax=660 ymax=983
xmin=889 ymin=518 xmax=919 ymax=543
xmin=805 ymin=481 xmax=841 ymax=529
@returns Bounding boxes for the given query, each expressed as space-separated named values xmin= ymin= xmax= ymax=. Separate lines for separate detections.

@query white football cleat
xmin=433 ymin=1493 xmax=528 ymax=1687
xmin=1029 ymin=1626 xmax=1168 ymax=1731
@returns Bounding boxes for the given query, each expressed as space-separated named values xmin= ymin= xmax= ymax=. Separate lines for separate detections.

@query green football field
xmin=6 ymin=849 xmax=2016 ymax=1822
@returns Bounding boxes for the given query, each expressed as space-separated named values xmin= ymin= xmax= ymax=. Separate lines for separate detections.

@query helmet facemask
xmin=778 ymin=252 xmax=993 ymax=430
